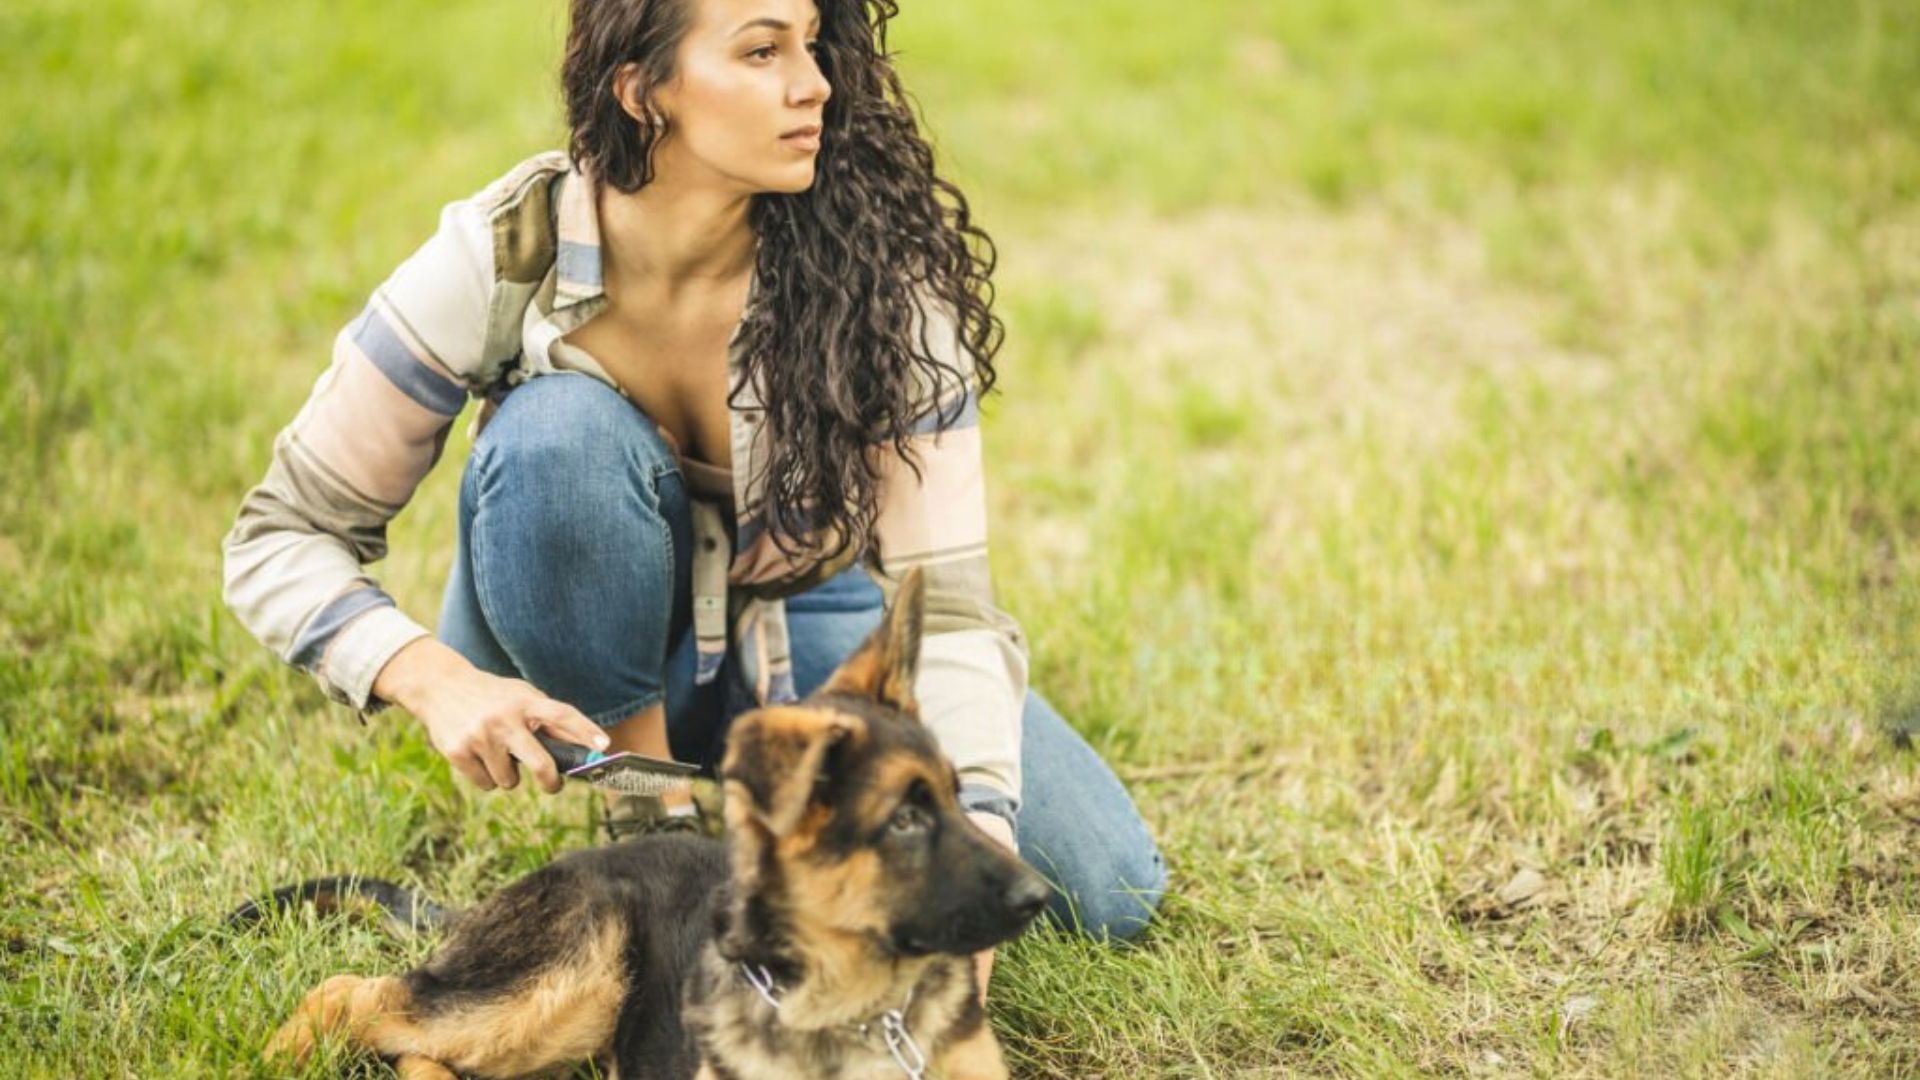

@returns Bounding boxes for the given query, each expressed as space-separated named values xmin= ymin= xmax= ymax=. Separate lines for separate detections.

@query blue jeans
xmin=437 ymin=373 xmax=1165 ymax=940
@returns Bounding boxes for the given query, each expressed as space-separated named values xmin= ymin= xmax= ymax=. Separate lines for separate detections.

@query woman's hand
xmin=373 ymin=637 xmax=610 ymax=794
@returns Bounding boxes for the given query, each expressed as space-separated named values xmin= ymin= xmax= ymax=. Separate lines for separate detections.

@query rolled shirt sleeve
xmin=221 ymin=196 xmax=494 ymax=709
xmin=866 ymin=294 xmax=1030 ymax=808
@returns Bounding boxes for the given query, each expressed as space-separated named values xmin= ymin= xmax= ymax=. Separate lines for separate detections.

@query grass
xmin=4 ymin=0 xmax=1919 ymax=1074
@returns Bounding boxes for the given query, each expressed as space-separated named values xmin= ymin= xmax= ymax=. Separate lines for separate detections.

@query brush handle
xmin=538 ymin=732 xmax=601 ymax=774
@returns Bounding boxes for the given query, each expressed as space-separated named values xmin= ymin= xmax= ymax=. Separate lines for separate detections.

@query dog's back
xmin=264 ymin=834 xmax=727 ymax=1079
xmin=411 ymin=834 xmax=727 ymax=1076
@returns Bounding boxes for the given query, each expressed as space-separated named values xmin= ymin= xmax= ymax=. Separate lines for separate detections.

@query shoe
xmin=599 ymin=793 xmax=705 ymax=843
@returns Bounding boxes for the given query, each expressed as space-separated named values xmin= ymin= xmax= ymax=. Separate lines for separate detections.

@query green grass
xmin=5 ymin=0 xmax=1919 ymax=1075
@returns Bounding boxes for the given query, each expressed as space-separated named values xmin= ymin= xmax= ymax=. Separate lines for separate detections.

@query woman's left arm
xmin=865 ymin=312 xmax=1030 ymax=842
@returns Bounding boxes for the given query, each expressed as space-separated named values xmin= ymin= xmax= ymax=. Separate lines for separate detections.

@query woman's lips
xmin=781 ymin=126 xmax=821 ymax=152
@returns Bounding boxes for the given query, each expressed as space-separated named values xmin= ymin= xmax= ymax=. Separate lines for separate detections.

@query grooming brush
xmin=540 ymin=736 xmax=699 ymax=796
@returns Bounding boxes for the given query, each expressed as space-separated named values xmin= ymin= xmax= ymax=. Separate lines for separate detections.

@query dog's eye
xmin=888 ymin=804 xmax=930 ymax=835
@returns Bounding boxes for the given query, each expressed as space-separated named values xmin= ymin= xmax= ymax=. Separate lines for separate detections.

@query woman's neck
xmin=596 ymin=176 xmax=758 ymax=303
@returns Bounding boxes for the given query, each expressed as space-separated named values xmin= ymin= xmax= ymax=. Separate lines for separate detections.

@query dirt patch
xmin=1002 ymin=204 xmax=1610 ymax=455
xmin=994 ymin=204 xmax=1632 ymax=583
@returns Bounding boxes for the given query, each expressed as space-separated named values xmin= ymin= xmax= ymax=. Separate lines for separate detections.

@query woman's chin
xmin=761 ymin=162 xmax=819 ymax=194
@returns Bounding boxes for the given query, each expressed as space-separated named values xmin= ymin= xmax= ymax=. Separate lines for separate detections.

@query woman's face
xmin=639 ymin=0 xmax=833 ymax=195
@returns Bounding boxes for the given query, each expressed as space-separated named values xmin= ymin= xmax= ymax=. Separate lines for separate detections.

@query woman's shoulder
xmin=448 ymin=150 xmax=578 ymax=290
xmin=404 ymin=150 xmax=572 ymax=284
xmin=464 ymin=149 xmax=573 ymax=219
xmin=371 ymin=151 xmax=574 ymax=392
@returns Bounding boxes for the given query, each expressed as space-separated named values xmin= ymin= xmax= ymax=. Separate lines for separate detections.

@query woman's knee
xmin=1043 ymin=830 xmax=1167 ymax=943
xmin=474 ymin=373 xmax=681 ymax=505
xmin=1014 ymin=692 xmax=1168 ymax=942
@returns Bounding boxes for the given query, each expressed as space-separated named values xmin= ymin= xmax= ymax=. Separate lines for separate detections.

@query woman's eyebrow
xmin=731 ymin=16 xmax=821 ymax=37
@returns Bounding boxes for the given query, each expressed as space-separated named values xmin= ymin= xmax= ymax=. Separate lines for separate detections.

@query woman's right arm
xmin=222 ymin=194 xmax=604 ymax=792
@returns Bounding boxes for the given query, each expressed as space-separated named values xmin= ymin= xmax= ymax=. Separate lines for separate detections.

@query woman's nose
xmin=792 ymin=57 xmax=830 ymax=108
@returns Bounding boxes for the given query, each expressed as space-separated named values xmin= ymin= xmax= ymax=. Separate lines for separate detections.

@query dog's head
xmin=716 ymin=567 xmax=1050 ymax=963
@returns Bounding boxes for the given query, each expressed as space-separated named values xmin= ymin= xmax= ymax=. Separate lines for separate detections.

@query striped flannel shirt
xmin=221 ymin=151 xmax=1030 ymax=803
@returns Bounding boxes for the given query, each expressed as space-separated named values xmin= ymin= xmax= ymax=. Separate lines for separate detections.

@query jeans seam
xmin=649 ymin=464 xmax=679 ymax=650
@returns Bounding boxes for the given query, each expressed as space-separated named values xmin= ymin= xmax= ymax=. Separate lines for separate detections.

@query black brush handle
xmin=538 ymin=732 xmax=599 ymax=773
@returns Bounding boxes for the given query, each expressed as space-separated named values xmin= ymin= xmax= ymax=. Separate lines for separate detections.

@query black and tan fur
xmin=256 ymin=567 xmax=1050 ymax=1079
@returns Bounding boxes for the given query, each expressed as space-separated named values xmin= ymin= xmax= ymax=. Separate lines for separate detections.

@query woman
xmin=221 ymin=0 xmax=1164 ymax=960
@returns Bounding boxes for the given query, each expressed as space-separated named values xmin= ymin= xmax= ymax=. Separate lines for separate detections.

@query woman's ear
xmin=612 ymin=61 xmax=655 ymax=125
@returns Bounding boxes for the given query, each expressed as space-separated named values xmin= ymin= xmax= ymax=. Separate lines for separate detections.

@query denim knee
xmin=1046 ymin=836 xmax=1167 ymax=943
xmin=468 ymin=373 xmax=687 ymax=602
xmin=473 ymin=373 xmax=682 ymax=497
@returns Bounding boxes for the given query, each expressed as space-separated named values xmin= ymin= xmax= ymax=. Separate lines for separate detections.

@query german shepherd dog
xmin=252 ymin=568 xmax=1051 ymax=1078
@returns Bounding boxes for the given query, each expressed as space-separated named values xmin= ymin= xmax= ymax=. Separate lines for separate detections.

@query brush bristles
xmin=565 ymin=753 xmax=699 ymax=796
xmin=583 ymin=771 xmax=695 ymax=796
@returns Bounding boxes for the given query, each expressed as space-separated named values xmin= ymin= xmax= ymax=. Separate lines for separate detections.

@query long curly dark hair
xmin=562 ymin=0 xmax=1005 ymax=568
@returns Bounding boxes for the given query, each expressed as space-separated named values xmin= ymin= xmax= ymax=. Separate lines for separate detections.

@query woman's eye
xmin=749 ymin=42 xmax=820 ymax=62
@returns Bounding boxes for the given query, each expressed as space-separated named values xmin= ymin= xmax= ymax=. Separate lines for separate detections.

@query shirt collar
xmin=553 ymin=161 xmax=606 ymax=310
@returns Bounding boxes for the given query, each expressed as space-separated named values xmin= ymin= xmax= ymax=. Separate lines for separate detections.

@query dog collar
xmin=739 ymin=962 xmax=928 ymax=1080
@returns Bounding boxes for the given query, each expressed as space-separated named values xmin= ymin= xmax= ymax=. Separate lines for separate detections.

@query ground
xmin=3 ymin=0 xmax=1918 ymax=1075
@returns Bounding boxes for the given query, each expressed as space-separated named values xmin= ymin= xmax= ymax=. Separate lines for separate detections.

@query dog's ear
xmin=721 ymin=708 xmax=863 ymax=836
xmin=819 ymin=565 xmax=925 ymax=713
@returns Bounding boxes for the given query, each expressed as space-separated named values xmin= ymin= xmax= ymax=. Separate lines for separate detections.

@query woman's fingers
xmin=503 ymin=727 xmax=563 ymax=794
xmin=425 ymin=682 xmax=606 ymax=795
xmin=474 ymin=734 xmax=520 ymax=790
xmin=448 ymin=749 xmax=497 ymax=791
xmin=526 ymin=699 xmax=611 ymax=754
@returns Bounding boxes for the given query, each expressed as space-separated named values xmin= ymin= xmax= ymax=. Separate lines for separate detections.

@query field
xmin=4 ymin=0 xmax=1919 ymax=1075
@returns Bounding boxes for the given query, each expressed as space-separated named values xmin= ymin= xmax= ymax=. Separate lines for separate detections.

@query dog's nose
xmin=1004 ymin=874 xmax=1051 ymax=922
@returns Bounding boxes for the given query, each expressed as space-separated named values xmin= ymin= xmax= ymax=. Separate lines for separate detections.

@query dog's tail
xmin=227 ymin=876 xmax=451 ymax=936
